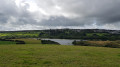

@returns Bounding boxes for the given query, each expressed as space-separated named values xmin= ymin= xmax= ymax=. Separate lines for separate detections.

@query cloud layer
xmin=0 ymin=0 xmax=120 ymax=30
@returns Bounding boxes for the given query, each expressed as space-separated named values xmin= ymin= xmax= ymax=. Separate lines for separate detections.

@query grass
xmin=12 ymin=39 xmax=41 ymax=44
xmin=0 ymin=44 xmax=120 ymax=67
xmin=0 ymin=41 xmax=16 ymax=45
xmin=74 ymin=40 xmax=120 ymax=48
xmin=86 ymin=41 xmax=114 ymax=46
xmin=87 ymin=41 xmax=120 ymax=47
xmin=0 ymin=32 xmax=39 ymax=38
xmin=86 ymin=33 xmax=108 ymax=36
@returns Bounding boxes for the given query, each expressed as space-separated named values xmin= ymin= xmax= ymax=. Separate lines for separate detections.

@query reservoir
xmin=41 ymin=39 xmax=83 ymax=45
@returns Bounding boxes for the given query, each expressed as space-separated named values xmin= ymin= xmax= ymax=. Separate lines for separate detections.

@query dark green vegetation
xmin=11 ymin=39 xmax=59 ymax=45
xmin=38 ymin=29 xmax=120 ymax=40
xmin=41 ymin=40 xmax=60 ymax=45
xmin=0 ymin=38 xmax=60 ymax=45
xmin=73 ymin=40 xmax=120 ymax=48
xmin=0 ymin=44 xmax=120 ymax=67
xmin=0 ymin=41 xmax=16 ymax=44
xmin=0 ymin=39 xmax=25 ymax=45
xmin=0 ymin=29 xmax=120 ymax=40
xmin=12 ymin=39 xmax=41 ymax=44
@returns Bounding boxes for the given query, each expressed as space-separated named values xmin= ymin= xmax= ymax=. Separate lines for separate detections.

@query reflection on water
xmin=41 ymin=39 xmax=82 ymax=45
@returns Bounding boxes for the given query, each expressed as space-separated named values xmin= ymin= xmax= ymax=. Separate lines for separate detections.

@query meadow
xmin=0 ymin=41 xmax=16 ymax=45
xmin=73 ymin=40 xmax=120 ymax=48
xmin=0 ymin=44 xmax=120 ymax=67
xmin=12 ymin=39 xmax=41 ymax=44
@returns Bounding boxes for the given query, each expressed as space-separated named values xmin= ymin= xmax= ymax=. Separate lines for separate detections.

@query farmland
xmin=0 ymin=31 xmax=40 ymax=39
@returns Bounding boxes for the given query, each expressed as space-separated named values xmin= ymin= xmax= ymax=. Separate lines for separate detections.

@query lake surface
xmin=41 ymin=39 xmax=83 ymax=45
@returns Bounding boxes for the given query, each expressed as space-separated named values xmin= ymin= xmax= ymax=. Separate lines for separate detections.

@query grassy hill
xmin=0 ymin=29 xmax=120 ymax=40
xmin=0 ymin=44 xmax=120 ymax=67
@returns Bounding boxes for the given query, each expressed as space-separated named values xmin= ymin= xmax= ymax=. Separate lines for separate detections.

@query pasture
xmin=0 ymin=44 xmax=119 ymax=67
xmin=12 ymin=39 xmax=41 ymax=44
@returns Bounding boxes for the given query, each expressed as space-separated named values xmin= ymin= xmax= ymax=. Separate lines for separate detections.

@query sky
xmin=0 ymin=0 xmax=120 ymax=31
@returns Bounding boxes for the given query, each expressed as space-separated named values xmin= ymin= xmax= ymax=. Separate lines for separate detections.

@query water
xmin=41 ymin=39 xmax=82 ymax=45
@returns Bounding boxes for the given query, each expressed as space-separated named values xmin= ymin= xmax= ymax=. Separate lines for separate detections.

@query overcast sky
xmin=0 ymin=0 xmax=120 ymax=30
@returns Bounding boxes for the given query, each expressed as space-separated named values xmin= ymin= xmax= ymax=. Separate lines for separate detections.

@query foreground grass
xmin=0 ymin=44 xmax=120 ymax=67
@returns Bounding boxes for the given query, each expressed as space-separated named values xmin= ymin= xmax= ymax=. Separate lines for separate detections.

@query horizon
xmin=0 ymin=28 xmax=120 ymax=32
xmin=0 ymin=0 xmax=120 ymax=30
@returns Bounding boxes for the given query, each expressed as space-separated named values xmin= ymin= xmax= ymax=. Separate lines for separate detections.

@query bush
xmin=105 ymin=42 xmax=120 ymax=48
xmin=41 ymin=40 xmax=60 ymax=45
xmin=73 ymin=41 xmax=90 ymax=46
xmin=72 ymin=40 xmax=76 ymax=45
xmin=15 ymin=40 xmax=25 ymax=44
xmin=73 ymin=41 xmax=120 ymax=48
xmin=116 ymin=40 xmax=120 ymax=44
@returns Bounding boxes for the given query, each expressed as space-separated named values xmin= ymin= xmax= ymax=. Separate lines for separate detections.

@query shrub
xmin=72 ymin=40 xmax=76 ymax=45
xmin=73 ymin=41 xmax=120 ymax=48
xmin=116 ymin=40 xmax=120 ymax=44
xmin=105 ymin=42 xmax=120 ymax=48
xmin=41 ymin=40 xmax=60 ymax=45
xmin=15 ymin=40 xmax=25 ymax=44
xmin=73 ymin=41 xmax=90 ymax=46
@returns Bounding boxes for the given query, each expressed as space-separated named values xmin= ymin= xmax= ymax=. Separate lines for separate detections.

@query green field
xmin=0 ymin=32 xmax=40 ymax=39
xmin=0 ymin=41 xmax=16 ymax=45
xmin=0 ymin=44 xmax=120 ymax=67
xmin=73 ymin=40 xmax=120 ymax=48
xmin=86 ymin=33 xmax=108 ymax=36
xmin=12 ymin=39 xmax=41 ymax=44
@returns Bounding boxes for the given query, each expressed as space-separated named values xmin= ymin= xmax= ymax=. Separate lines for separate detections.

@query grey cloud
xmin=34 ymin=0 xmax=120 ymax=27
xmin=40 ymin=16 xmax=96 ymax=27
xmin=0 ymin=0 xmax=120 ymax=30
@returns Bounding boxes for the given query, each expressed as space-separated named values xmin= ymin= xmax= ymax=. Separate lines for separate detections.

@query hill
xmin=0 ymin=29 xmax=120 ymax=40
